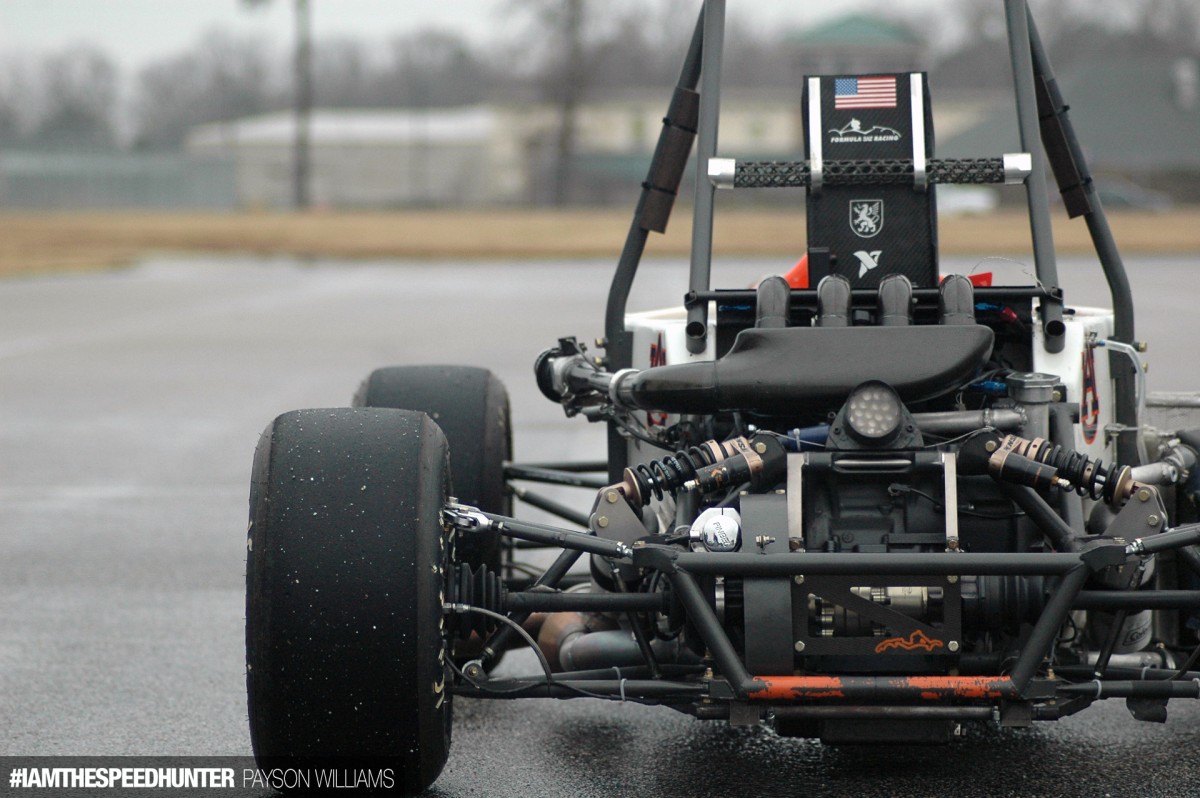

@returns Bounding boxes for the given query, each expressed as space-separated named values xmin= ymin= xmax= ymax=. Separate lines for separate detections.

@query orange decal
xmin=900 ymin=676 xmax=1011 ymax=700
xmin=751 ymin=676 xmax=844 ymax=701
xmin=874 ymin=629 xmax=945 ymax=654
xmin=747 ymin=675 xmax=1014 ymax=702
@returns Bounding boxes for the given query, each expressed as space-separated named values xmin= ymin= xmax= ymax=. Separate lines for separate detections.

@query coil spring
xmin=1019 ymin=438 xmax=1124 ymax=503
xmin=629 ymin=445 xmax=718 ymax=505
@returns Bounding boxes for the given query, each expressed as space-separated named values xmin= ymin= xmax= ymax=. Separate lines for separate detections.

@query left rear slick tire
xmin=246 ymin=408 xmax=452 ymax=794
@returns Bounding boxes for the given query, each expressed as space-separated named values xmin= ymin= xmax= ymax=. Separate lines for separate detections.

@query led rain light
xmin=845 ymin=380 xmax=904 ymax=443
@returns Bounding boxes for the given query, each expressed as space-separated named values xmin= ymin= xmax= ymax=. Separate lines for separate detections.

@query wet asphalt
xmin=2 ymin=254 xmax=1199 ymax=796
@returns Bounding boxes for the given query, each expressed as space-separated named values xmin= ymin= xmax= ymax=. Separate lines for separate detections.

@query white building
xmin=187 ymin=106 xmax=540 ymax=208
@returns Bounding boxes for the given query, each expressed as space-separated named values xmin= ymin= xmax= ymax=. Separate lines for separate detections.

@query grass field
xmin=1 ymin=207 xmax=1198 ymax=278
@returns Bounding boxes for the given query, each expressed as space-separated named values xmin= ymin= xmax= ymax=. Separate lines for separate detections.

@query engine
xmin=533 ymin=334 xmax=1174 ymax=682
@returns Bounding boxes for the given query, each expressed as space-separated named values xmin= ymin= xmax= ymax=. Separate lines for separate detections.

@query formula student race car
xmin=244 ymin=1 xmax=1200 ymax=793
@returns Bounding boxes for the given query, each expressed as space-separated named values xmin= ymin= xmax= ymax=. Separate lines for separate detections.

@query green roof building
xmin=788 ymin=14 xmax=926 ymax=77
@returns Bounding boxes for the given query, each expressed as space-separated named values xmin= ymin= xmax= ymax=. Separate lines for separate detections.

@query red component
xmin=748 ymin=675 xmax=1016 ymax=701
xmin=784 ymin=254 xmax=810 ymax=289
xmin=941 ymin=272 xmax=993 ymax=287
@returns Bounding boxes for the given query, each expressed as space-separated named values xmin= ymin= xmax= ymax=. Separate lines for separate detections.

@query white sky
xmin=0 ymin=1 xmax=947 ymax=75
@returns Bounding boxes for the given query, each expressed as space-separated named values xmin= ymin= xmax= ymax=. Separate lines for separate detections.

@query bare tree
xmin=509 ymin=0 xmax=594 ymax=205
xmin=312 ymin=38 xmax=376 ymax=108
xmin=0 ymin=57 xmax=33 ymax=147
xmin=380 ymin=29 xmax=493 ymax=107
xmin=32 ymin=47 xmax=119 ymax=150
xmin=133 ymin=30 xmax=279 ymax=150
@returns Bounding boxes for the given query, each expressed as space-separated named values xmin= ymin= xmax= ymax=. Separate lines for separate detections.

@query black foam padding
xmin=804 ymin=73 xmax=938 ymax=289
xmin=626 ymin=324 xmax=994 ymax=414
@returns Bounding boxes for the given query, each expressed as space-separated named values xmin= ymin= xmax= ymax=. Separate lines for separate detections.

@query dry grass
xmin=1 ymin=207 xmax=1197 ymax=278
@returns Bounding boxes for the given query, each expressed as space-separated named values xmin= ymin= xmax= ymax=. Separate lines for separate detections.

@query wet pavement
xmin=2 ymin=254 xmax=1199 ymax=795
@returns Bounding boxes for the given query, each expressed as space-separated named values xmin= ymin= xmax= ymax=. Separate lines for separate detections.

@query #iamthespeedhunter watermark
xmin=3 ymin=762 xmax=396 ymax=792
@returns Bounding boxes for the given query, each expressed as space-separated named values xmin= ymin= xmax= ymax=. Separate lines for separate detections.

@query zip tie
xmin=1091 ymin=679 xmax=1103 ymax=698
xmin=619 ymin=678 xmax=628 ymax=702
xmin=1141 ymin=665 xmax=1151 ymax=680
xmin=612 ymin=666 xmax=622 ymax=681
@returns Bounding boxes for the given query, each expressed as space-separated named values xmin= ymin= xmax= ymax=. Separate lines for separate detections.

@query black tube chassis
xmin=442 ymin=500 xmax=1200 ymax=721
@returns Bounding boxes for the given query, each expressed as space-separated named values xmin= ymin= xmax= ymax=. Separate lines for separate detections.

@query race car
xmin=243 ymin=1 xmax=1200 ymax=792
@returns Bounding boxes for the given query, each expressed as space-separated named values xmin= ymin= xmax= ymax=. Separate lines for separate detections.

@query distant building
xmin=786 ymin=14 xmax=927 ymax=78
xmin=186 ymin=106 xmax=540 ymax=208
xmin=551 ymin=93 xmax=805 ymax=204
xmin=940 ymin=55 xmax=1200 ymax=200
xmin=186 ymin=99 xmax=808 ymax=208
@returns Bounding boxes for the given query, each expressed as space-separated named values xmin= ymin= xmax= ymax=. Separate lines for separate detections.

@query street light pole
xmin=293 ymin=0 xmax=312 ymax=210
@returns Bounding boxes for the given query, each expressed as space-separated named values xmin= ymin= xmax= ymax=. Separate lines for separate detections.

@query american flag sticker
xmin=834 ymin=76 xmax=897 ymax=109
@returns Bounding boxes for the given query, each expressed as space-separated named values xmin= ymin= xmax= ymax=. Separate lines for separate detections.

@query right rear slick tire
xmin=246 ymin=408 xmax=451 ymax=794
xmin=353 ymin=365 xmax=510 ymax=568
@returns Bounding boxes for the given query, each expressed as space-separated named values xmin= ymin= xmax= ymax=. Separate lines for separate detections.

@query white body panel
xmin=1033 ymin=302 xmax=1117 ymax=463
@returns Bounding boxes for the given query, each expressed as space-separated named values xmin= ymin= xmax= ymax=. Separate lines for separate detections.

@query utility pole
xmin=293 ymin=0 xmax=313 ymax=209
xmin=551 ymin=0 xmax=586 ymax=205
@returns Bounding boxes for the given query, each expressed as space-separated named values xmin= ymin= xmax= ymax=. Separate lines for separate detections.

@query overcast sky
xmin=0 ymin=1 xmax=946 ymax=74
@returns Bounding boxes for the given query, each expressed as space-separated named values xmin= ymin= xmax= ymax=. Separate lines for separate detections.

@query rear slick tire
xmin=353 ymin=364 xmax=510 ymax=568
xmin=246 ymin=407 xmax=452 ymax=794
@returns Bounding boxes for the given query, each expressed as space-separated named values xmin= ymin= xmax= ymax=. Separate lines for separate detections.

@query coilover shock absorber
xmin=960 ymin=431 xmax=1136 ymax=504
xmin=616 ymin=434 xmax=788 ymax=506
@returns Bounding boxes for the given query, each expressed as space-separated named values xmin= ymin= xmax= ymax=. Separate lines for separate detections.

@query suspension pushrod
xmin=509 ymin=484 xmax=590 ymax=527
xmin=508 ymin=460 xmax=608 ymax=473
xmin=504 ymin=465 xmax=609 ymax=489
xmin=505 ymin=591 xmax=667 ymax=614
xmin=476 ymin=511 xmax=629 ymax=559
xmin=656 ymin=550 xmax=1083 ymax=576
xmin=1072 ymin=590 xmax=1200 ymax=611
